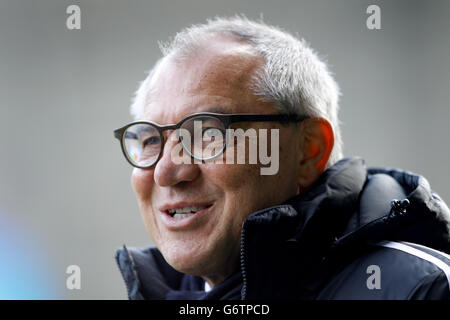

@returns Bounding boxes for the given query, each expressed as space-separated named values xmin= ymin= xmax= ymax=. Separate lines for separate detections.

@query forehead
xmin=142 ymin=38 xmax=276 ymax=123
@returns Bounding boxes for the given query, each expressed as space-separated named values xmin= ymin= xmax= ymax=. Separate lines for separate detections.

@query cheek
xmin=207 ymin=146 xmax=298 ymax=214
xmin=203 ymin=162 xmax=269 ymax=221
xmin=131 ymin=168 xmax=155 ymax=201
xmin=203 ymin=162 xmax=259 ymax=193
xmin=131 ymin=169 xmax=159 ymax=235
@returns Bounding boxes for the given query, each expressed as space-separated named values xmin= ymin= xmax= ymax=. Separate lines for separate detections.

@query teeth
xmin=173 ymin=213 xmax=195 ymax=219
xmin=168 ymin=206 xmax=206 ymax=216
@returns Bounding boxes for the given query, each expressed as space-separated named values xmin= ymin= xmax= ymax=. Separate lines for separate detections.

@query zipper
xmin=240 ymin=221 xmax=248 ymax=300
xmin=384 ymin=198 xmax=410 ymax=223
xmin=330 ymin=198 xmax=411 ymax=251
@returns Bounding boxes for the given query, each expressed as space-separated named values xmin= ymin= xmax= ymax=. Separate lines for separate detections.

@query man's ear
xmin=297 ymin=117 xmax=334 ymax=192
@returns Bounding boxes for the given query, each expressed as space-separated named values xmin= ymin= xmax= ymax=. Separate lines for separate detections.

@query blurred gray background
xmin=0 ymin=0 xmax=449 ymax=299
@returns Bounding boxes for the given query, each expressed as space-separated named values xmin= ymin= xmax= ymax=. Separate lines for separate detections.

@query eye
xmin=142 ymin=135 xmax=161 ymax=147
xmin=203 ymin=127 xmax=224 ymax=138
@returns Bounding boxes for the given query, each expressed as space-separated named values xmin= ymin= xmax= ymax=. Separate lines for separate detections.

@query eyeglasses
xmin=113 ymin=112 xmax=307 ymax=169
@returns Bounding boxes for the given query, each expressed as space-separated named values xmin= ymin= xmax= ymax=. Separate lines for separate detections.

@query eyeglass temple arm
xmin=114 ymin=129 xmax=122 ymax=140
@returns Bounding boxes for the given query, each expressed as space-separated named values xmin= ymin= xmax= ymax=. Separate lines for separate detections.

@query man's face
xmin=132 ymin=38 xmax=302 ymax=285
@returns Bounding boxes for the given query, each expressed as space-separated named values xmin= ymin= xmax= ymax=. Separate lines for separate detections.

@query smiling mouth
xmin=167 ymin=205 xmax=212 ymax=219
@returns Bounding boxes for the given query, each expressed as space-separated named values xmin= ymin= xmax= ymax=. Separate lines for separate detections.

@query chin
xmin=159 ymin=241 xmax=213 ymax=276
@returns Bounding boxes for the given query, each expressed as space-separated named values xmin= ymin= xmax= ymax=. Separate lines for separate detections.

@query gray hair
xmin=131 ymin=16 xmax=343 ymax=166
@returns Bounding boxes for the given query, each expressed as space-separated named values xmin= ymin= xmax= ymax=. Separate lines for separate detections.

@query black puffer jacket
xmin=116 ymin=157 xmax=450 ymax=300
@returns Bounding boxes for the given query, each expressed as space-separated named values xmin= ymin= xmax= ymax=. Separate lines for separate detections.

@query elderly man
xmin=114 ymin=17 xmax=450 ymax=300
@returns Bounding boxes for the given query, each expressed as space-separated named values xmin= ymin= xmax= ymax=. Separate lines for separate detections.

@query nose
xmin=153 ymin=130 xmax=201 ymax=187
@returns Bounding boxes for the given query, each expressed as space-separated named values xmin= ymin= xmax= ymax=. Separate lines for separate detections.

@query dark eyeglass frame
xmin=113 ymin=112 xmax=309 ymax=169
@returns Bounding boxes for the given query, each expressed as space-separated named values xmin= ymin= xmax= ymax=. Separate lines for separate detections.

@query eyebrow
xmin=202 ymin=105 xmax=234 ymax=114
xmin=130 ymin=125 xmax=158 ymax=138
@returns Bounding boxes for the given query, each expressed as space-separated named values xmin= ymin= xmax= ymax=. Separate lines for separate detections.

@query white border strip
xmin=402 ymin=241 xmax=450 ymax=261
xmin=377 ymin=241 xmax=450 ymax=288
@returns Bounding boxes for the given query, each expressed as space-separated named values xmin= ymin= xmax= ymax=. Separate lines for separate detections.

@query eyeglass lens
xmin=122 ymin=115 xmax=227 ymax=167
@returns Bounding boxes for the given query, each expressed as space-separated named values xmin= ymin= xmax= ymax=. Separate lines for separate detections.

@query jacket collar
xmin=240 ymin=157 xmax=368 ymax=299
